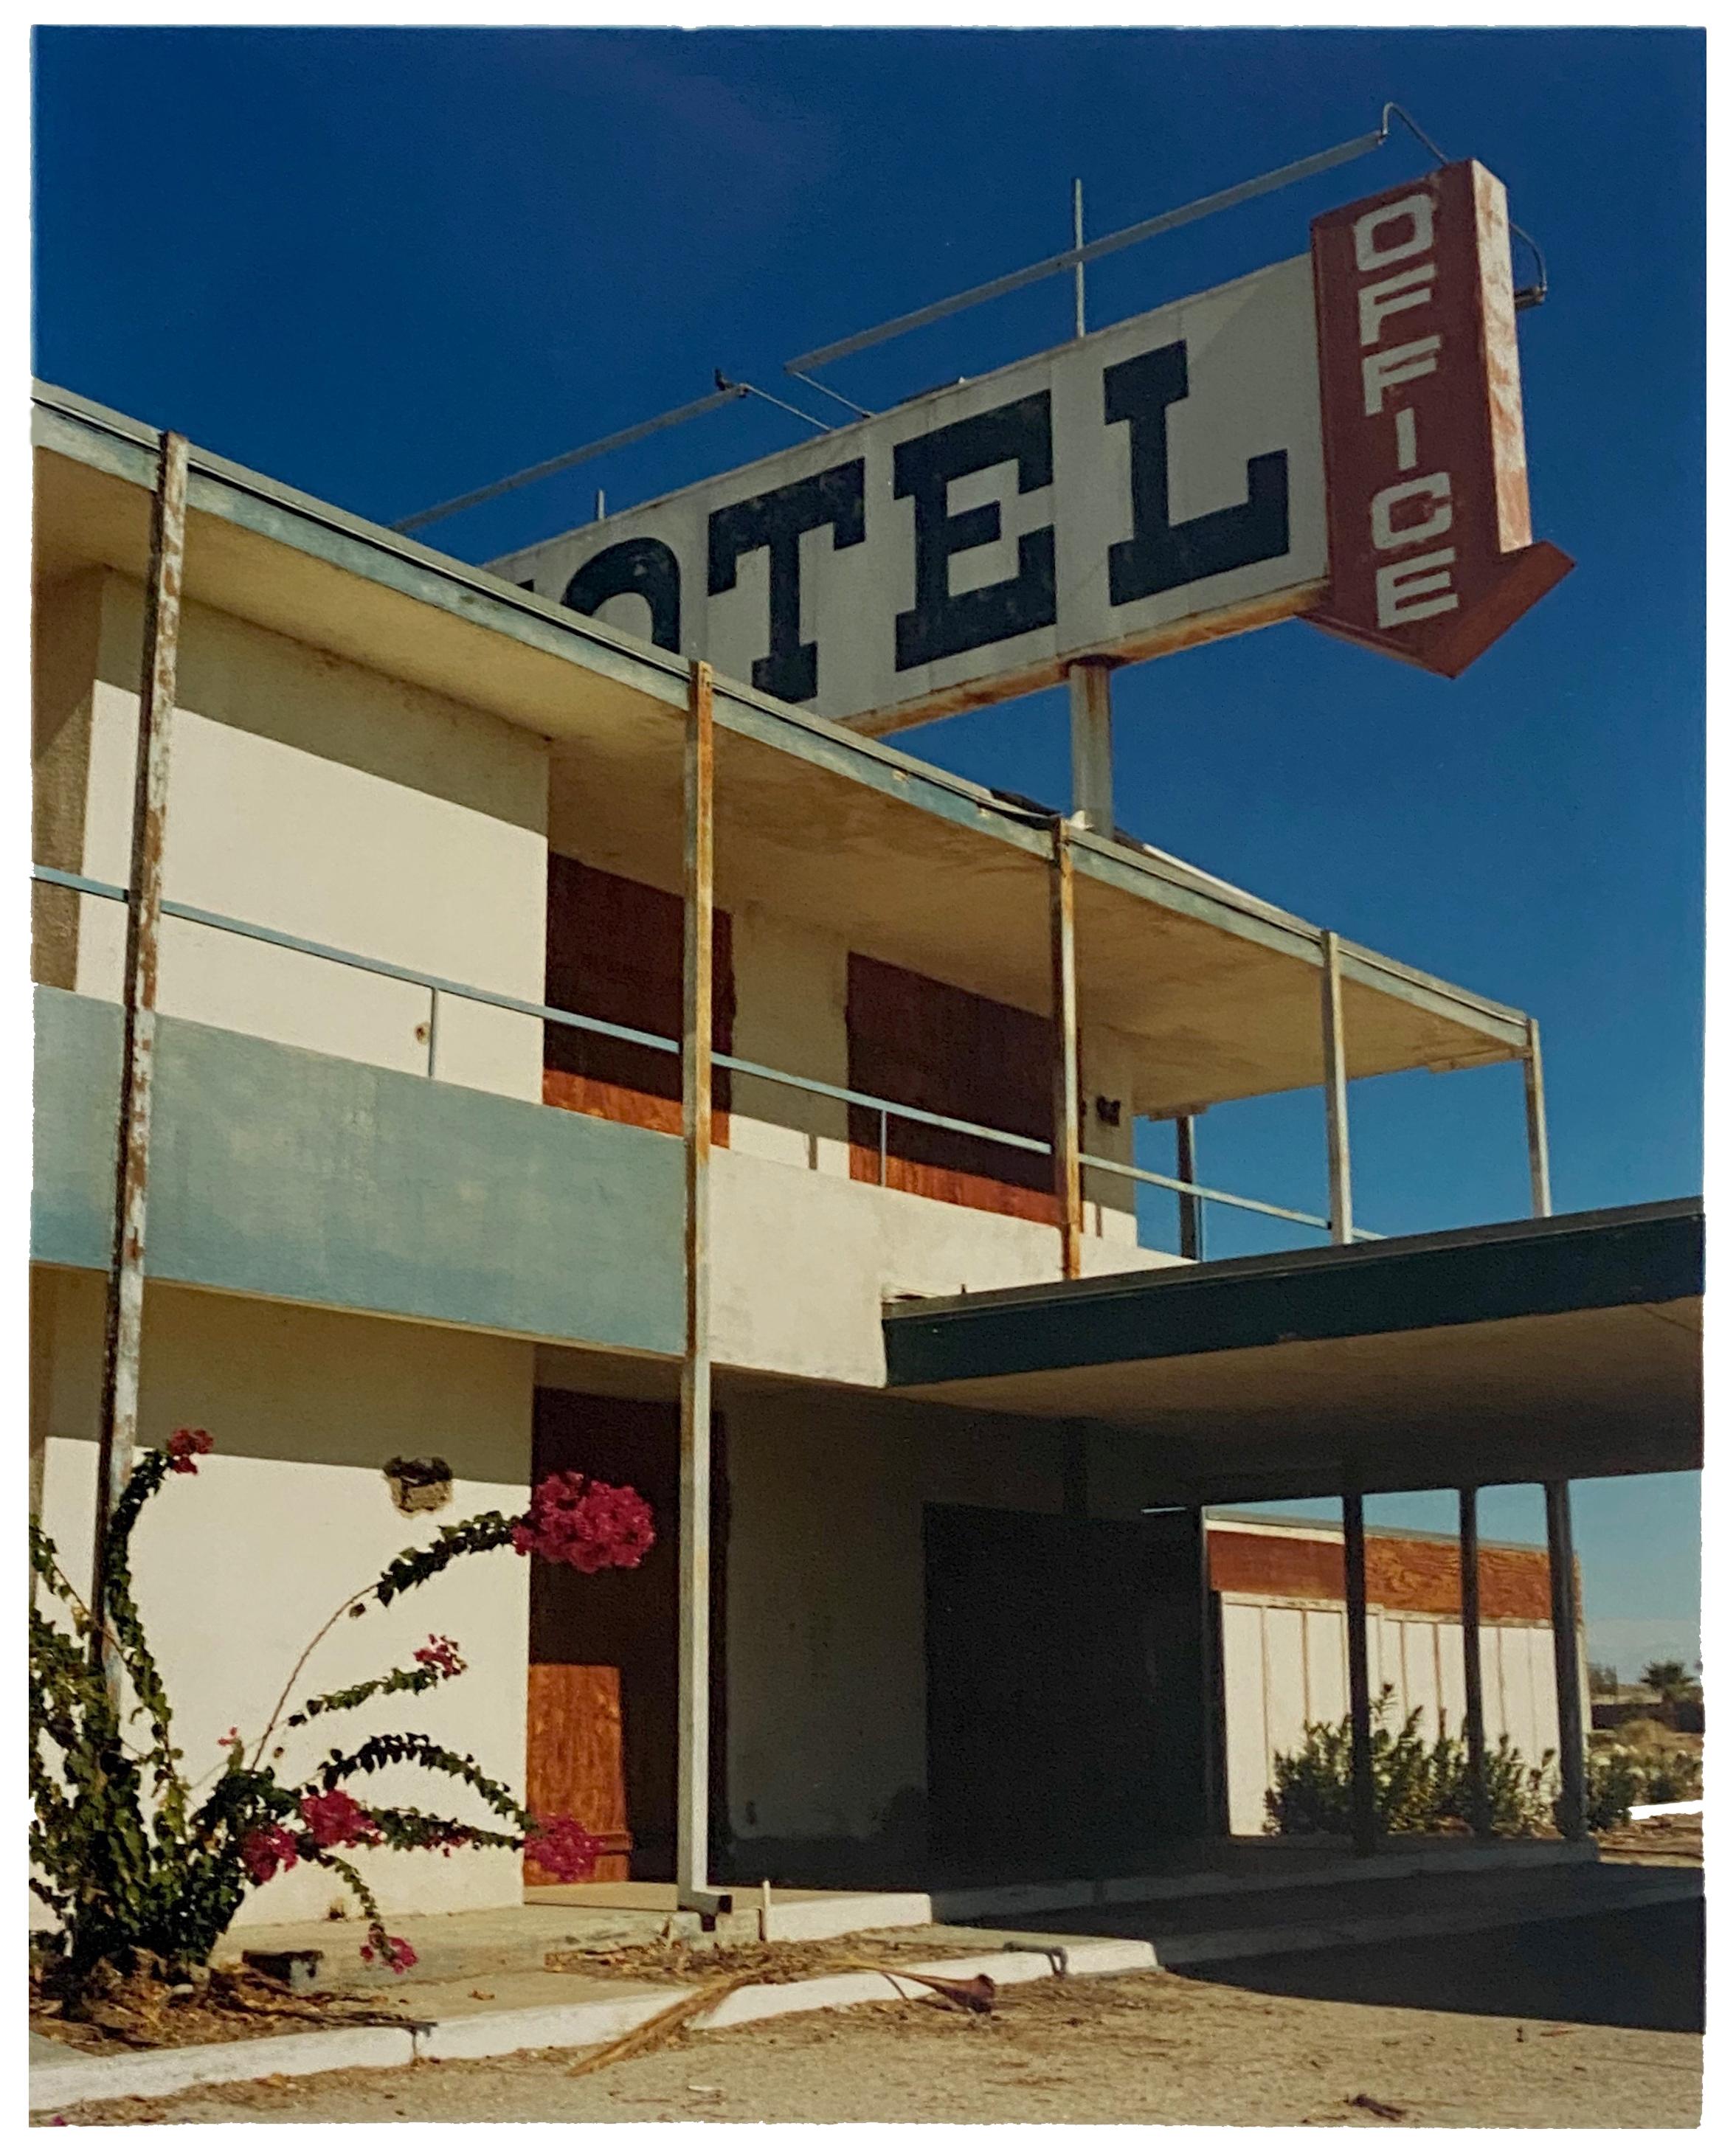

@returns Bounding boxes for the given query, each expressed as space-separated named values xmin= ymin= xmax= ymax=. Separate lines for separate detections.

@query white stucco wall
xmin=710 ymin=1146 xmax=1181 ymax=1388
xmin=31 ymin=1269 xmax=537 ymax=1925
xmin=62 ymin=572 xmax=550 ymax=1101
xmin=1218 ymin=1592 xmax=1583 ymax=1837
xmin=720 ymin=1383 xmax=1079 ymax=1852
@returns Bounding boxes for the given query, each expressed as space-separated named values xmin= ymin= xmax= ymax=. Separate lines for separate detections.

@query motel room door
xmin=924 ymin=1504 xmax=1207 ymax=1877
xmin=525 ymin=1389 xmax=727 ymax=1884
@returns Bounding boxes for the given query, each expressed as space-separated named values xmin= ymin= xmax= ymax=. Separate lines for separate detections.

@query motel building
xmin=32 ymin=140 xmax=1706 ymax=1936
xmin=29 ymin=382 xmax=1702 ymax=1925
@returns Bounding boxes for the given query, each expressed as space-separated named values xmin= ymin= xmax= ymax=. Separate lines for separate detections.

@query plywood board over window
xmin=845 ymin=952 xmax=1055 ymax=1224
xmin=543 ymin=853 xmax=734 ymax=1140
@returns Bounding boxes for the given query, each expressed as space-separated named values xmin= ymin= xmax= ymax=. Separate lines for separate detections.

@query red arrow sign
xmin=1305 ymin=159 xmax=1571 ymax=677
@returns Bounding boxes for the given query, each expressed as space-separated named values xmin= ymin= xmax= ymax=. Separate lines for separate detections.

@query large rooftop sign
xmin=492 ymin=161 xmax=1569 ymax=735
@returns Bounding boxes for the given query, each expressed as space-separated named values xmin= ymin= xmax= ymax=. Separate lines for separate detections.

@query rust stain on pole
xmin=1320 ymin=928 xmax=1353 ymax=1244
xmin=1049 ymin=819 xmax=1082 ymax=1281
xmin=91 ymin=429 xmax=189 ymax=1657
xmin=677 ymin=657 xmax=715 ymax=1901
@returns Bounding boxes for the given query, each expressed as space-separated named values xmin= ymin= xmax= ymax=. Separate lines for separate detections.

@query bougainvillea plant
xmin=30 ymin=1432 xmax=653 ymax=1999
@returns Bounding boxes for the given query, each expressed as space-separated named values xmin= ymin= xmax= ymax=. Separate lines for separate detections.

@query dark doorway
xmin=924 ymin=1505 xmax=1206 ymax=1877
xmin=527 ymin=1389 xmax=727 ymax=1882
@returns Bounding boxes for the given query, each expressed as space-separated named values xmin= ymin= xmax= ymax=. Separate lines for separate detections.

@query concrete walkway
xmin=32 ymin=1853 xmax=1700 ymax=2116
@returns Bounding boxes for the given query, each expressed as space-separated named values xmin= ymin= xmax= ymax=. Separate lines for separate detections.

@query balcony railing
xmin=31 ymin=862 xmax=1382 ymax=1248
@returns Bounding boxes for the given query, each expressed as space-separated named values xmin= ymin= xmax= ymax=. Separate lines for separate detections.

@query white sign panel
xmin=491 ymin=254 xmax=1327 ymax=735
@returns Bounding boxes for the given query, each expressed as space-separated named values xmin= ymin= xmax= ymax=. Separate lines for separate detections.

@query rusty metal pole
xmin=1050 ymin=819 xmax=1083 ymax=1281
xmin=1342 ymin=1489 xmax=1378 ymax=1855
xmin=1545 ymin=1480 xmax=1588 ymax=1841
xmin=1321 ymin=929 xmax=1353 ymax=1244
xmin=677 ymin=659 xmax=716 ymax=1905
xmin=90 ymin=429 xmax=190 ymax=1664
xmin=1524 ymin=1017 xmax=1553 ymax=1218
xmin=1458 ymin=1487 xmax=1491 ymax=1838
xmin=1175 ymin=1113 xmax=1203 ymax=1261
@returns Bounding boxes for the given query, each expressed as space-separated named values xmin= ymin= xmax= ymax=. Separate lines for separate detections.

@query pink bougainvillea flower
xmin=300 ymin=1788 xmax=383 ymax=1849
xmin=218 ymin=1727 xmax=241 ymax=1748
xmin=528 ymin=1813 xmax=606 ymax=1884
xmin=165 ymin=1427 xmax=214 ymax=1475
xmin=364 ymin=1933 xmax=418 ymax=1972
xmin=511 ymin=1473 xmax=654 ymax=1573
xmin=413 ymin=1635 xmax=466 ymax=1678
xmin=241 ymin=1824 xmax=301 ymax=1885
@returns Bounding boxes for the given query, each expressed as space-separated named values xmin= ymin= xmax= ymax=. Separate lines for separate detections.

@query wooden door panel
xmin=527 ymin=1389 xmax=727 ymax=1882
xmin=524 ymin=1663 xmax=632 ymax=1883
xmin=846 ymin=953 xmax=1056 ymax=1223
xmin=543 ymin=853 xmax=733 ymax=1141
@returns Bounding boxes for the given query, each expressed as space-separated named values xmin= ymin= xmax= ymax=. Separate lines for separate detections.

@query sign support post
xmin=1067 ymin=660 xmax=1114 ymax=837
xmin=677 ymin=658 xmax=716 ymax=1908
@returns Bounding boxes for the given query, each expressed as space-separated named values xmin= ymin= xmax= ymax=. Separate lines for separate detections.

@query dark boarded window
xmin=543 ymin=853 xmax=733 ymax=1140
xmin=845 ymin=952 xmax=1054 ymax=1224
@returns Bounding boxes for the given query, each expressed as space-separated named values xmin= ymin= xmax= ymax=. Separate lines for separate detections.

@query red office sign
xmin=1306 ymin=159 xmax=1572 ymax=676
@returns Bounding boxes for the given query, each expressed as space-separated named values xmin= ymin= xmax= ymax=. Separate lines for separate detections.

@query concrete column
xmin=1342 ymin=1490 xmax=1377 ymax=1855
xmin=1067 ymin=660 xmax=1113 ymax=837
xmin=1545 ymin=1479 xmax=1588 ymax=1840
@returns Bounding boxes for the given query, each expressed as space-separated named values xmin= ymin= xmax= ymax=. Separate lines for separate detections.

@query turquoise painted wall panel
xmin=32 ymin=987 xmax=684 ymax=1356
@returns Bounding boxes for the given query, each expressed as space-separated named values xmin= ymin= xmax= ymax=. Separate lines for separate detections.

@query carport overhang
xmin=882 ymin=1200 xmax=1704 ymax=1505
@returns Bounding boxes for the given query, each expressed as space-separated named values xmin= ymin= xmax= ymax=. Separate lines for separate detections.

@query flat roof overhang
xmin=33 ymin=381 xmax=1528 ymax=1121
xmin=883 ymin=1200 xmax=1704 ymax=1501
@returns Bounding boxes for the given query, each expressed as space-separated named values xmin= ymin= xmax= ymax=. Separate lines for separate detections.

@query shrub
xmin=30 ymin=1432 xmax=653 ymax=1999
xmin=1583 ymin=1745 xmax=1642 ymax=1830
xmin=1265 ymin=1686 xmax=1555 ymax=1839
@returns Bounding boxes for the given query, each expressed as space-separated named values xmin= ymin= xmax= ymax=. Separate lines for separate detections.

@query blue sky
xmin=31 ymin=25 xmax=1704 ymax=1675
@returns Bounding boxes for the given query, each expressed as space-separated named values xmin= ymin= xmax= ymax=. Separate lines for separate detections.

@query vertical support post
xmin=1544 ymin=1479 xmax=1588 ymax=1841
xmin=1175 ymin=1113 xmax=1203 ymax=1261
xmin=1050 ymin=819 xmax=1083 ymax=1281
xmin=424 ymin=988 xmax=440 ymax=1078
xmin=677 ymin=658 xmax=716 ymax=1903
xmin=1071 ymin=176 xmax=1087 ymax=338
xmin=1066 ymin=659 xmax=1114 ymax=837
xmin=1320 ymin=929 xmax=1353 ymax=1244
xmin=1195 ymin=1503 xmax=1222 ymax=1841
xmin=91 ymin=430 xmax=190 ymax=1657
xmin=1524 ymin=1017 xmax=1553 ymax=1218
xmin=1342 ymin=1488 xmax=1377 ymax=1855
xmin=1458 ymin=1486 xmax=1490 ymax=1838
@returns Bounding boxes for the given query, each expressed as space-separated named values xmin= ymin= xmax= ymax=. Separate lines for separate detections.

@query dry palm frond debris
xmin=564 ymin=1953 xmax=999 ymax=2079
